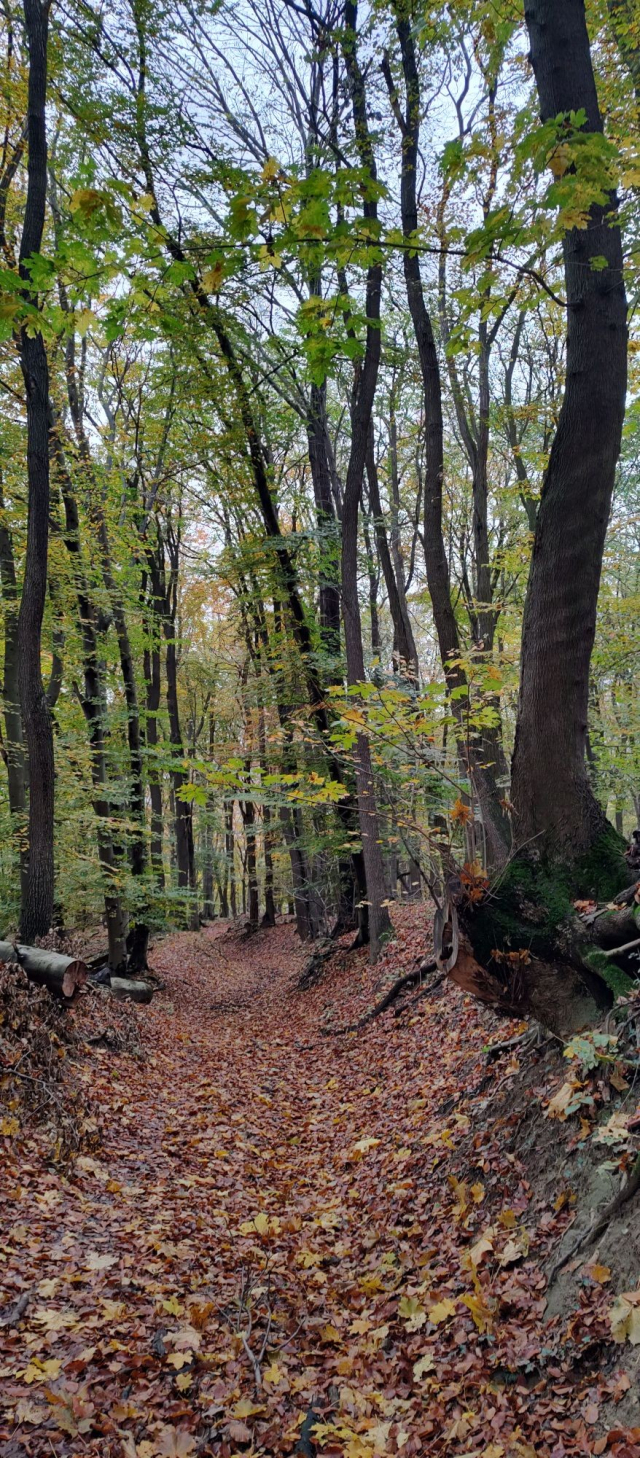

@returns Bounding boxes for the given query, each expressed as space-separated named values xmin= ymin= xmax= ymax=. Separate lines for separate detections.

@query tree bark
xmin=16 ymin=0 xmax=55 ymax=942
xmin=52 ymin=427 xmax=128 ymax=973
xmin=510 ymin=0 xmax=628 ymax=856
xmin=365 ymin=427 xmax=418 ymax=677
xmin=0 ymin=470 xmax=28 ymax=907
xmin=339 ymin=0 xmax=393 ymax=961
xmin=384 ymin=12 xmax=510 ymax=868
xmin=307 ymin=380 xmax=341 ymax=661
xmin=0 ymin=942 xmax=87 ymax=998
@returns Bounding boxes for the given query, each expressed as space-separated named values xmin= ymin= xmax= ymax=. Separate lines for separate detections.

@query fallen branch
xmin=393 ymin=974 xmax=446 ymax=1018
xmin=322 ymin=960 xmax=438 ymax=1035
xmin=602 ymin=937 xmax=640 ymax=958
xmin=548 ymin=1150 xmax=640 ymax=1287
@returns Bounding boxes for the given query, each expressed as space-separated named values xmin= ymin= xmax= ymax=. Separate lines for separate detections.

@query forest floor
xmin=1 ymin=907 xmax=640 ymax=1458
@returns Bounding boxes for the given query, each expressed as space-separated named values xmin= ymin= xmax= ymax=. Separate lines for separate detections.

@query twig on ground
xmin=321 ymin=961 xmax=439 ymax=1035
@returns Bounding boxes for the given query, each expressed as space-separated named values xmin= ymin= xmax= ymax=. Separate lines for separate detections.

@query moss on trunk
xmin=457 ymin=831 xmax=631 ymax=1035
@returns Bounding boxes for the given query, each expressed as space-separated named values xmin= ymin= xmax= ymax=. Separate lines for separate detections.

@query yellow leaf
xmin=263 ymin=1361 xmax=284 ymax=1386
xmin=253 ymin=1212 xmax=270 ymax=1236
xmin=546 ymin=1081 xmax=578 ymax=1119
xmin=33 ymin=1307 xmax=78 ymax=1331
xmin=0 ymin=1116 xmax=19 ymax=1136
xmin=86 ymin=1251 xmax=117 ymax=1272
xmin=160 ymin=1296 xmax=183 ymax=1316
xmin=498 ymin=1208 xmax=517 ymax=1228
xmin=202 ymin=264 xmax=224 ymax=293
xmin=175 ymin=1373 xmax=192 ymax=1391
xmin=351 ymin=1136 xmax=380 ymax=1156
xmin=233 ymin=1398 xmax=264 ymax=1418
xmin=166 ymin=1351 xmax=193 ymax=1369
xmin=427 ymin=1298 xmax=456 ymax=1325
xmin=448 ymin=1175 xmax=470 ymax=1219
xmin=23 ymin=1358 xmax=62 ymax=1384
xmin=610 ymin=1291 xmax=640 ymax=1344
xmin=461 ymin=1291 xmax=494 ymax=1333
xmin=498 ymin=1229 xmax=530 ymax=1266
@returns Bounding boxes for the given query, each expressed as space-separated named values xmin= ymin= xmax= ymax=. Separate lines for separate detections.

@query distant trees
xmin=0 ymin=0 xmax=636 ymax=984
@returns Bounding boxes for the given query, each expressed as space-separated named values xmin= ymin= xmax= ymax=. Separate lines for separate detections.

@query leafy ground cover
xmin=1 ymin=909 xmax=640 ymax=1458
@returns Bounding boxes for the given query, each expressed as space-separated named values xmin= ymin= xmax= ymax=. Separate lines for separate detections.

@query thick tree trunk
xmin=16 ymin=0 xmax=55 ymax=942
xmin=510 ymin=0 xmax=628 ymax=856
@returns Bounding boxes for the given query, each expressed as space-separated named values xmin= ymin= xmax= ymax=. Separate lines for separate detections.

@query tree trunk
xmin=384 ymin=11 xmax=510 ymax=869
xmin=0 ymin=470 xmax=28 ymax=907
xmin=339 ymin=0 xmax=392 ymax=962
xmin=510 ymin=0 xmax=627 ymax=857
xmin=143 ymin=633 xmax=165 ymax=886
xmin=226 ymin=802 xmax=236 ymax=917
xmin=16 ymin=0 xmax=55 ymax=942
xmin=365 ymin=427 xmax=418 ymax=677
xmin=0 ymin=942 xmax=87 ymax=998
xmin=307 ymin=380 xmax=341 ymax=662
xmin=52 ymin=428 xmax=128 ymax=974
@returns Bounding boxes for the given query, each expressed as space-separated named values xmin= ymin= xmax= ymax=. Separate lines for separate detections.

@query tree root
xmin=548 ymin=1150 xmax=640 ymax=1288
xmin=321 ymin=960 xmax=439 ymax=1035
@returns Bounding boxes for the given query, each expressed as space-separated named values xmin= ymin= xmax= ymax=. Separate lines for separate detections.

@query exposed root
xmin=548 ymin=1151 xmax=640 ymax=1287
xmin=322 ymin=960 xmax=439 ymax=1035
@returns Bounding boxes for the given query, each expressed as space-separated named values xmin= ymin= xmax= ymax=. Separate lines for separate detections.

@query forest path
xmin=0 ymin=915 xmax=616 ymax=1456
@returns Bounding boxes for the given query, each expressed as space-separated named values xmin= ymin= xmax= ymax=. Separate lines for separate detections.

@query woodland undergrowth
xmin=1 ymin=912 xmax=640 ymax=1458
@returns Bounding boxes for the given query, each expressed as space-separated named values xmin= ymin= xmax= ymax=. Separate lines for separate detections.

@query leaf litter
xmin=1 ymin=907 xmax=640 ymax=1456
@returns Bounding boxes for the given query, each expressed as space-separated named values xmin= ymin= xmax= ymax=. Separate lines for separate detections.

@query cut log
xmin=109 ymin=977 xmax=154 ymax=1004
xmin=0 ymin=941 xmax=87 ymax=998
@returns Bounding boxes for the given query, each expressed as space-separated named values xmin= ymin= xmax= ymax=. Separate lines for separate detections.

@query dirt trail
xmin=0 ymin=914 xmax=635 ymax=1457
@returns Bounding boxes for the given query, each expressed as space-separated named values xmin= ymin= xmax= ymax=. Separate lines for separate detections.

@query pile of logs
xmin=0 ymin=941 xmax=154 ymax=1003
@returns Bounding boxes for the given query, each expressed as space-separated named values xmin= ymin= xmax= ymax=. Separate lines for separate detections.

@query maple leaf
xmin=461 ymin=1291 xmax=494 ymax=1333
xmin=33 ymin=1306 xmax=78 ymax=1330
xmin=233 ymin=1399 xmax=264 ymax=1418
xmin=225 ymin=1419 xmax=252 ymax=1444
xmin=156 ymin=1427 xmax=197 ymax=1457
xmin=263 ymin=1360 xmax=284 ymax=1385
xmin=85 ymin=1251 xmax=117 ymax=1272
xmin=427 ymin=1298 xmax=457 ymax=1324
xmin=350 ymin=1135 xmax=380 ymax=1156
xmin=22 ymin=1357 xmax=62 ymax=1384
xmin=610 ymin=1290 xmax=640 ymax=1344
xmin=14 ymin=1399 xmax=47 ymax=1425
